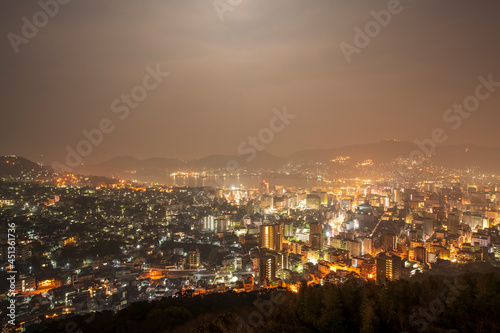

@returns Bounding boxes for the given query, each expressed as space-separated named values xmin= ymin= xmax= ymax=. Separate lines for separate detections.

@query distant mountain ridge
xmin=2 ymin=141 xmax=500 ymax=181
xmin=72 ymin=150 xmax=286 ymax=178
xmin=289 ymin=140 xmax=421 ymax=163
xmin=290 ymin=141 xmax=500 ymax=172
xmin=68 ymin=141 xmax=500 ymax=179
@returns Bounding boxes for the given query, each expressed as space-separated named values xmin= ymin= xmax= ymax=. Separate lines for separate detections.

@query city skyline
xmin=1 ymin=1 xmax=500 ymax=332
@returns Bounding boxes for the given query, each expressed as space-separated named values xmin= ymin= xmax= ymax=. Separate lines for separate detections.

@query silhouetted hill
xmin=434 ymin=144 xmax=500 ymax=173
xmin=288 ymin=141 xmax=500 ymax=174
xmin=289 ymin=140 xmax=420 ymax=163
xmin=74 ymin=156 xmax=183 ymax=178
xmin=74 ymin=151 xmax=285 ymax=179
xmin=0 ymin=155 xmax=49 ymax=178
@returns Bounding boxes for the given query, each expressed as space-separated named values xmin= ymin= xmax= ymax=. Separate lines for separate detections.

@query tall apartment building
xmin=260 ymin=224 xmax=283 ymax=251
xmin=376 ymin=252 xmax=401 ymax=283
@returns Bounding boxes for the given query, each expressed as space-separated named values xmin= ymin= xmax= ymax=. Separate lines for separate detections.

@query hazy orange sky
xmin=1 ymin=0 xmax=500 ymax=165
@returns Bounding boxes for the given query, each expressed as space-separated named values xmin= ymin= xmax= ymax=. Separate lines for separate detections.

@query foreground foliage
xmin=35 ymin=272 xmax=500 ymax=333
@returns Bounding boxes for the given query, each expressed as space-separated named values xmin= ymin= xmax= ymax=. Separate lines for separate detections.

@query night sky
xmin=1 ymin=0 xmax=500 ymax=165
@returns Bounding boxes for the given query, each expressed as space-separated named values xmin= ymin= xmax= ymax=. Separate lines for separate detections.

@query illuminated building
xmin=242 ymin=274 xmax=255 ymax=292
xmin=361 ymin=260 xmax=376 ymax=280
xmin=346 ymin=239 xmax=362 ymax=257
xmin=493 ymin=243 xmax=500 ymax=260
xmin=446 ymin=212 xmax=460 ymax=234
xmin=202 ymin=215 xmax=215 ymax=231
xmin=15 ymin=275 xmax=36 ymax=293
xmin=309 ymin=222 xmax=322 ymax=235
xmin=312 ymin=191 xmax=328 ymax=205
xmin=260 ymin=224 xmax=283 ymax=251
xmin=363 ymin=237 xmax=374 ymax=256
xmin=393 ymin=189 xmax=400 ymax=204
xmin=281 ymin=251 xmax=289 ymax=270
xmin=414 ymin=246 xmax=427 ymax=264
xmin=282 ymin=220 xmax=294 ymax=238
xmin=261 ymin=195 xmax=274 ymax=210
xmin=259 ymin=255 xmax=276 ymax=287
xmin=376 ymin=253 xmax=401 ymax=283
xmin=463 ymin=213 xmax=487 ymax=230
xmin=215 ymin=217 xmax=227 ymax=234
xmin=412 ymin=218 xmax=434 ymax=239
xmin=309 ymin=222 xmax=324 ymax=251
xmin=383 ymin=233 xmax=397 ymax=252
xmin=340 ymin=199 xmax=353 ymax=211
xmin=306 ymin=194 xmax=321 ymax=210
xmin=310 ymin=234 xmax=324 ymax=251
xmin=188 ymin=248 xmax=201 ymax=269
xmin=259 ymin=181 xmax=269 ymax=196
xmin=331 ymin=237 xmax=347 ymax=251
xmin=61 ymin=237 xmax=76 ymax=247
xmin=409 ymin=229 xmax=418 ymax=242
xmin=471 ymin=233 xmax=490 ymax=248
xmin=277 ymin=268 xmax=292 ymax=281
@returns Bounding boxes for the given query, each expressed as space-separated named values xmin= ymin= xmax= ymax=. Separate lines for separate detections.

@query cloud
xmin=1 ymin=0 xmax=500 ymax=163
